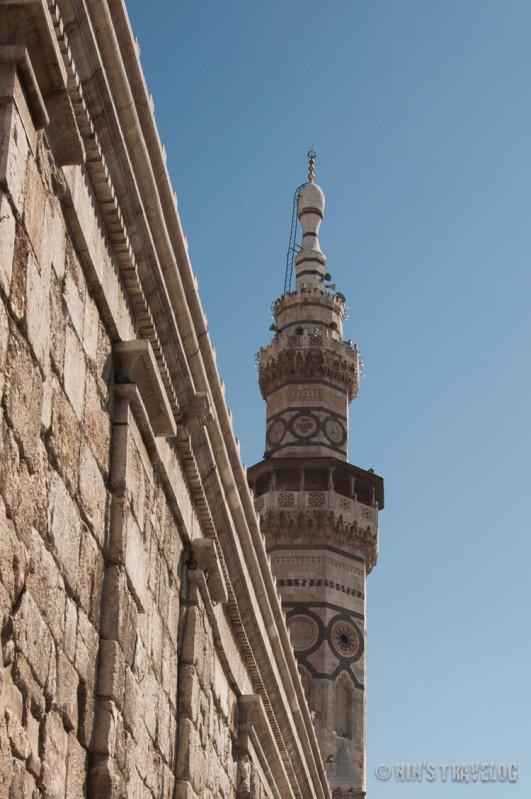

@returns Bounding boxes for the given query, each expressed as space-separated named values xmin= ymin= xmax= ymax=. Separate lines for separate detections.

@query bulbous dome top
xmin=298 ymin=181 xmax=325 ymax=216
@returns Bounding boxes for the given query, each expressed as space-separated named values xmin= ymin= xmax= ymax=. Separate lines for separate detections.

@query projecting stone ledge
xmin=113 ymin=339 xmax=176 ymax=437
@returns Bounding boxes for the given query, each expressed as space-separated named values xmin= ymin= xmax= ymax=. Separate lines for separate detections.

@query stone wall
xmin=0 ymin=2 xmax=331 ymax=799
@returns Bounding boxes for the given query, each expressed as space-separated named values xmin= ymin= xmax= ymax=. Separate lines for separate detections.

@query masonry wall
xmin=0 ymin=67 xmax=240 ymax=799
xmin=0 ymin=3 xmax=331 ymax=799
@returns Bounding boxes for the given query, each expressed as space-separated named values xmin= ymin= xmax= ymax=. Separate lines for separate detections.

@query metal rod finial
xmin=307 ymin=150 xmax=316 ymax=182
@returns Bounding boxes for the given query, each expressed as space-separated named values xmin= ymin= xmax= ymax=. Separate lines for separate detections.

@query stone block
xmin=161 ymin=763 xmax=176 ymax=799
xmin=83 ymin=369 xmax=111 ymax=473
xmin=54 ymin=650 xmax=78 ymax=731
xmin=14 ymin=458 xmax=48 ymax=547
xmin=12 ymin=653 xmax=45 ymax=719
xmin=8 ymin=758 xmax=37 ymax=799
xmin=4 ymin=706 xmax=30 ymax=760
xmin=63 ymin=240 xmax=85 ymax=339
xmin=77 ymin=676 xmax=94 ymax=751
xmin=83 ymin=292 xmax=99 ymax=362
xmin=12 ymin=591 xmax=55 ymax=695
xmin=124 ymin=514 xmax=148 ymax=613
xmin=9 ymin=223 xmax=28 ymax=323
xmin=1 ymin=102 xmax=29 ymax=216
xmin=149 ymin=607 xmax=163 ymax=680
xmin=25 ymin=711 xmax=40 ymax=777
xmin=0 ymin=483 xmax=23 ymax=600
xmin=91 ymin=699 xmax=118 ymax=756
xmin=98 ymin=639 xmax=125 ymax=707
xmin=122 ymin=665 xmax=139 ymax=739
xmin=0 ymin=665 xmax=23 ymax=723
xmin=0 ymin=191 xmax=16 ymax=297
xmin=26 ymin=528 xmax=65 ymax=647
xmin=23 ymin=154 xmax=46 ymax=267
xmin=141 ymin=669 xmax=158 ymax=743
xmin=64 ymin=598 xmax=77 ymax=664
xmin=78 ymin=441 xmax=107 ymax=545
xmin=48 ymin=472 xmax=81 ymax=597
xmin=100 ymin=566 xmax=138 ymax=665
xmin=25 ymin=249 xmax=50 ymax=367
xmin=63 ymin=325 xmax=85 ymax=421
xmin=41 ymin=711 xmax=67 ymax=799
xmin=65 ymin=733 xmax=86 ymax=799
xmin=74 ymin=610 xmax=98 ymax=690
xmin=3 ymin=325 xmax=42 ymax=470
xmin=11 ymin=72 xmax=37 ymax=156
xmin=49 ymin=272 xmax=65 ymax=378
xmin=77 ymin=527 xmax=103 ymax=625
xmin=95 ymin=318 xmax=112 ymax=396
xmin=49 ymin=202 xmax=66 ymax=280
xmin=48 ymin=386 xmax=81 ymax=493
xmin=87 ymin=754 xmax=125 ymax=798
xmin=0 ymin=713 xmax=14 ymax=797
xmin=176 ymin=718 xmax=207 ymax=794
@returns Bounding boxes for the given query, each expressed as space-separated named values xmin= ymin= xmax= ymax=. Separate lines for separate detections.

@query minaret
xmin=248 ymin=154 xmax=384 ymax=798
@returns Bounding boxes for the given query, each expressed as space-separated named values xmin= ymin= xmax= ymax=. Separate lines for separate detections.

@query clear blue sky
xmin=126 ymin=1 xmax=531 ymax=794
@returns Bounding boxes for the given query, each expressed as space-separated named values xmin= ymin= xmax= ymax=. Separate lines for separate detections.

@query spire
xmin=296 ymin=153 xmax=326 ymax=289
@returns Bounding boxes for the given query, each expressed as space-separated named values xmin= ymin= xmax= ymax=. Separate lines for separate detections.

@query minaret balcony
xmin=252 ymin=488 xmax=378 ymax=527
xmin=248 ymin=457 xmax=384 ymax=571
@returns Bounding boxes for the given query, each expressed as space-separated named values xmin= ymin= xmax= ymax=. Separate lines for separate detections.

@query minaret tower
xmin=248 ymin=154 xmax=384 ymax=798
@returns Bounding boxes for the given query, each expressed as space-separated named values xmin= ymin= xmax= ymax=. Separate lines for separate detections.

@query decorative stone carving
xmin=259 ymin=341 xmax=359 ymax=402
xmin=261 ymin=508 xmax=378 ymax=572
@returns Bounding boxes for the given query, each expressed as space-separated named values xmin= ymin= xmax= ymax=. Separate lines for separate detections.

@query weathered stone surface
xmin=100 ymin=566 xmax=137 ymax=665
xmin=41 ymin=711 xmax=67 ymax=799
xmin=64 ymin=598 xmax=78 ymax=664
xmin=63 ymin=325 xmax=85 ymax=421
xmin=125 ymin=513 xmax=148 ymax=613
xmin=49 ymin=272 xmax=66 ymax=377
xmin=63 ymin=240 xmax=85 ymax=340
xmin=4 ymin=707 xmax=30 ymax=760
xmin=12 ymin=591 xmax=55 ymax=693
xmin=1 ymin=103 xmax=29 ymax=216
xmin=0 ymin=192 xmax=16 ymax=295
xmin=78 ymin=441 xmax=107 ymax=543
xmin=65 ymin=733 xmax=86 ymax=799
xmin=0 ymin=436 xmax=21 ymax=536
xmin=47 ymin=386 xmax=81 ymax=492
xmin=83 ymin=292 xmax=99 ymax=362
xmin=83 ymin=369 xmax=111 ymax=473
xmin=77 ymin=527 xmax=103 ymax=625
xmin=98 ymin=639 xmax=125 ymax=707
xmin=12 ymin=653 xmax=45 ymax=719
xmin=14 ymin=459 xmax=48 ymax=546
xmin=3 ymin=326 xmax=42 ymax=469
xmin=48 ymin=472 xmax=81 ymax=596
xmin=8 ymin=223 xmax=28 ymax=322
xmin=23 ymin=154 xmax=46 ymax=263
xmin=26 ymin=528 xmax=65 ymax=646
xmin=25 ymin=249 xmax=50 ymax=366
xmin=55 ymin=651 xmax=79 ymax=731
xmin=49 ymin=200 xmax=66 ymax=281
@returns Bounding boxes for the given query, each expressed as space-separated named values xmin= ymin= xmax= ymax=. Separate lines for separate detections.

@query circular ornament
xmin=287 ymin=615 xmax=319 ymax=651
xmin=329 ymin=619 xmax=362 ymax=660
xmin=323 ymin=416 xmax=347 ymax=447
xmin=290 ymin=412 xmax=319 ymax=439
xmin=267 ymin=418 xmax=286 ymax=446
